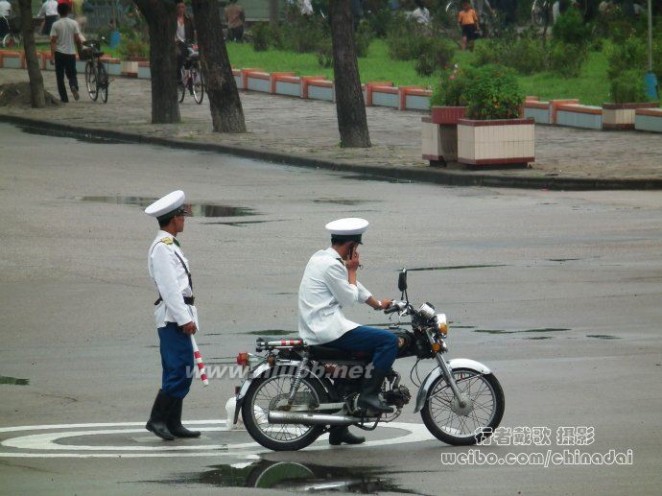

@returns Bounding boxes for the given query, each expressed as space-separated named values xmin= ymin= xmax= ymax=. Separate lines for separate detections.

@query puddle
xmin=168 ymin=460 xmax=426 ymax=494
xmin=548 ymin=258 xmax=581 ymax=263
xmin=525 ymin=336 xmax=553 ymax=340
xmin=74 ymin=196 xmax=257 ymax=218
xmin=19 ymin=125 xmax=125 ymax=144
xmin=0 ymin=375 xmax=30 ymax=386
xmin=586 ymin=334 xmax=621 ymax=340
xmin=341 ymin=174 xmax=411 ymax=184
xmin=313 ymin=198 xmax=372 ymax=206
xmin=244 ymin=330 xmax=296 ymax=336
xmin=205 ymin=220 xmax=268 ymax=226
xmin=408 ymin=264 xmax=506 ymax=272
xmin=475 ymin=328 xmax=571 ymax=335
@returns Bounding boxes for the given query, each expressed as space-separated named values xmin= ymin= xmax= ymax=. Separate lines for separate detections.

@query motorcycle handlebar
xmin=384 ymin=300 xmax=407 ymax=314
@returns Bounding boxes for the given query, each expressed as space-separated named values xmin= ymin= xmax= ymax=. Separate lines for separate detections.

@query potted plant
xmin=422 ymin=66 xmax=473 ymax=165
xmin=602 ymin=38 xmax=659 ymax=129
xmin=457 ymin=64 xmax=535 ymax=167
xmin=118 ymin=31 xmax=149 ymax=77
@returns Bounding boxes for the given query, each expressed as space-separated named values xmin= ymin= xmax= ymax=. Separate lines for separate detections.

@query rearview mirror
xmin=398 ymin=268 xmax=407 ymax=292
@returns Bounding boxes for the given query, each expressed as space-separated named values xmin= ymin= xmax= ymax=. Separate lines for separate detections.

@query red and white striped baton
xmin=190 ymin=334 xmax=209 ymax=386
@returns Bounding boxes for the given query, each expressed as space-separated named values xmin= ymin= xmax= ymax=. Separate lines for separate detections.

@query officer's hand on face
xmin=181 ymin=321 xmax=197 ymax=335
xmin=345 ymin=243 xmax=360 ymax=271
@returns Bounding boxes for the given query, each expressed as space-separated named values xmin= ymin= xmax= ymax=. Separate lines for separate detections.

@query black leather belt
xmin=154 ymin=296 xmax=195 ymax=305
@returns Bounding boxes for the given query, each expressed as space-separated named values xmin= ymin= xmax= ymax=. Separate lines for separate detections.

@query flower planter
xmin=602 ymin=102 xmax=659 ymax=130
xmin=422 ymin=116 xmax=459 ymax=165
xmin=431 ymin=106 xmax=467 ymax=125
xmin=457 ymin=118 xmax=535 ymax=166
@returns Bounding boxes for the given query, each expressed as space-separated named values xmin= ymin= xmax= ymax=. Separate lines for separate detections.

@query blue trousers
xmin=325 ymin=326 xmax=398 ymax=373
xmin=158 ymin=322 xmax=193 ymax=399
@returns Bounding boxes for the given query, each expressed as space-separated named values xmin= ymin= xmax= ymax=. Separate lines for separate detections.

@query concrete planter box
xmin=602 ymin=102 xmax=659 ymax=130
xmin=556 ymin=103 xmax=602 ymax=130
xmin=635 ymin=107 xmax=662 ymax=133
xmin=457 ymin=118 xmax=535 ymax=166
xmin=120 ymin=60 xmax=140 ymax=77
xmin=137 ymin=61 xmax=151 ymax=79
xmin=524 ymin=98 xmax=551 ymax=124
xmin=421 ymin=116 xmax=459 ymax=165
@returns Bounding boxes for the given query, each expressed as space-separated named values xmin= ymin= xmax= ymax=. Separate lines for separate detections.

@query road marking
xmin=0 ymin=420 xmax=434 ymax=458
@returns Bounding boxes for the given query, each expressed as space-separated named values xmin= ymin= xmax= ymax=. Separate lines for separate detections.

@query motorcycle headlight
xmin=436 ymin=313 xmax=448 ymax=336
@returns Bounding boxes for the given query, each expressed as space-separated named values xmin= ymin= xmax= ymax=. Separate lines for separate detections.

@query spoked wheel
xmin=191 ymin=67 xmax=204 ymax=104
xmin=85 ymin=62 xmax=98 ymax=101
xmin=178 ymin=68 xmax=186 ymax=103
xmin=98 ymin=63 xmax=109 ymax=103
xmin=421 ymin=368 xmax=505 ymax=445
xmin=242 ymin=368 xmax=328 ymax=451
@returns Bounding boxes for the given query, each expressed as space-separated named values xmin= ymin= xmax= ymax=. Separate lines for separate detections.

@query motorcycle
xmin=233 ymin=269 xmax=505 ymax=451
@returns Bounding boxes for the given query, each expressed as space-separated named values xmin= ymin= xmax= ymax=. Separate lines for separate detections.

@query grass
xmin=225 ymin=38 xmax=612 ymax=105
xmin=32 ymin=36 xmax=612 ymax=104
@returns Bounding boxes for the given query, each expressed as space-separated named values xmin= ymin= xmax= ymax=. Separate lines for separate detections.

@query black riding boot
xmin=328 ymin=426 xmax=365 ymax=445
xmin=357 ymin=370 xmax=394 ymax=414
xmin=146 ymin=389 xmax=176 ymax=441
xmin=167 ymin=397 xmax=201 ymax=438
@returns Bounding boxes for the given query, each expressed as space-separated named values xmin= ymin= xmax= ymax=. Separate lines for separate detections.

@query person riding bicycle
xmin=298 ymin=218 xmax=398 ymax=446
xmin=175 ymin=0 xmax=195 ymax=84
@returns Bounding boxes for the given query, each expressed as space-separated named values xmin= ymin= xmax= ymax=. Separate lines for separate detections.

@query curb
xmin=3 ymin=114 xmax=662 ymax=191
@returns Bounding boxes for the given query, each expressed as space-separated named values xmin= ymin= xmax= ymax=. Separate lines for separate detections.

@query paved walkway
xmin=1 ymin=68 xmax=662 ymax=189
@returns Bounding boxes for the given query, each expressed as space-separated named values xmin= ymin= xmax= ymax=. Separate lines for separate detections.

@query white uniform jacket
xmin=148 ymin=230 xmax=197 ymax=328
xmin=298 ymin=247 xmax=372 ymax=345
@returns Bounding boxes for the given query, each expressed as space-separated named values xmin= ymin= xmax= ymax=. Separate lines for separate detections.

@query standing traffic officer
xmin=144 ymin=190 xmax=200 ymax=441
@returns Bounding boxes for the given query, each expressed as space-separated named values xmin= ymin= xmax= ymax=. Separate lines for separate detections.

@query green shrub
xmin=464 ymin=64 xmax=524 ymax=120
xmin=609 ymin=69 xmax=648 ymax=103
xmin=606 ymin=36 xmax=647 ymax=81
xmin=385 ymin=14 xmax=426 ymax=61
xmin=473 ymin=39 xmax=505 ymax=66
xmin=415 ymin=38 xmax=456 ymax=77
xmin=504 ymin=35 xmax=546 ymax=75
xmin=430 ymin=65 xmax=476 ymax=106
xmin=552 ymin=8 xmax=592 ymax=46
xmin=251 ymin=22 xmax=270 ymax=52
xmin=354 ymin=21 xmax=374 ymax=58
xmin=548 ymin=41 xmax=588 ymax=78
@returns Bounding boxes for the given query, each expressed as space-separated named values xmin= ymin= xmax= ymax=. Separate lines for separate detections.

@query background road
xmin=1 ymin=122 xmax=661 ymax=495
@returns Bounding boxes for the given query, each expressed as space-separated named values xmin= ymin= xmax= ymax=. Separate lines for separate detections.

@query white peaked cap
xmin=325 ymin=218 xmax=369 ymax=235
xmin=144 ymin=190 xmax=186 ymax=218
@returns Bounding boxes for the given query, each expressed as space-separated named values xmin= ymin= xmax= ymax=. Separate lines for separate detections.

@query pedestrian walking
xmin=49 ymin=2 xmax=82 ymax=103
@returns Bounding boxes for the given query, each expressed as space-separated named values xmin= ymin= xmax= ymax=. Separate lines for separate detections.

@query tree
xmin=328 ymin=0 xmax=371 ymax=148
xmin=132 ymin=0 xmax=180 ymax=124
xmin=18 ymin=0 xmax=45 ymax=108
xmin=191 ymin=0 xmax=246 ymax=133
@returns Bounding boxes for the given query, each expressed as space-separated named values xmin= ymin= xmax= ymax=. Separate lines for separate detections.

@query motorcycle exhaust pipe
xmin=268 ymin=411 xmax=376 ymax=426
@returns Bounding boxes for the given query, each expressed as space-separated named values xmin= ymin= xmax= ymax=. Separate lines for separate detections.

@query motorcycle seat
xmin=308 ymin=345 xmax=370 ymax=362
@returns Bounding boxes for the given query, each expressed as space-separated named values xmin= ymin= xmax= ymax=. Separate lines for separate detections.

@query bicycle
xmin=0 ymin=15 xmax=21 ymax=48
xmin=81 ymin=39 xmax=109 ymax=103
xmin=179 ymin=44 xmax=204 ymax=104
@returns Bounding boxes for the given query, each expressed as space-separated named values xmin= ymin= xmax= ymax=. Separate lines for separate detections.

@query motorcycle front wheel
xmin=421 ymin=368 xmax=505 ymax=445
xmin=242 ymin=368 xmax=328 ymax=451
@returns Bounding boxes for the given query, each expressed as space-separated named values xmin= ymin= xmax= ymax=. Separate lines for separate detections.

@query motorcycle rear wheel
xmin=421 ymin=368 xmax=504 ymax=445
xmin=242 ymin=368 xmax=329 ymax=451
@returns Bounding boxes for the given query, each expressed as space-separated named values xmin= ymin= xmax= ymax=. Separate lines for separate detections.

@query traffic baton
xmin=190 ymin=334 xmax=209 ymax=386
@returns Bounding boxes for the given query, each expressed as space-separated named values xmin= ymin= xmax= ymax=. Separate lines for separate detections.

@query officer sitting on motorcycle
xmin=298 ymin=218 xmax=398 ymax=445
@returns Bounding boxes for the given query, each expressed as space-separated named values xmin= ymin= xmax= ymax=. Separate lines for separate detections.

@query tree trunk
xmin=191 ymin=0 xmax=246 ymax=133
xmin=18 ymin=0 xmax=45 ymax=108
xmin=329 ymin=0 xmax=370 ymax=148
xmin=133 ymin=0 xmax=180 ymax=124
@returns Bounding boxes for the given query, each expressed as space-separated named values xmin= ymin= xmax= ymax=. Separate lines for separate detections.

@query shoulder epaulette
xmin=160 ymin=237 xmax=174 ymax=246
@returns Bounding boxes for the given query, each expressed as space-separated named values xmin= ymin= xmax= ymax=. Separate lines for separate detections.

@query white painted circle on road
xmin=0 ymin=420 xmax=434 ymax=458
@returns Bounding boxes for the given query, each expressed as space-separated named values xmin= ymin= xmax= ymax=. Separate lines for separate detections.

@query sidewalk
xmin=1 ymin=68 xmax=662 ymax=190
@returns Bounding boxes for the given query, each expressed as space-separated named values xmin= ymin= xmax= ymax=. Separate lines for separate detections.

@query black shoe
xmin=357 ymin=370 xmax=394 ymax=414
xmin=329 ymin=426 xmax=365 ymax=446
xmin=167 ymin=397 xmax=201 ymax=438
xmin=146 ymin=389 xmax=176 ymax=441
